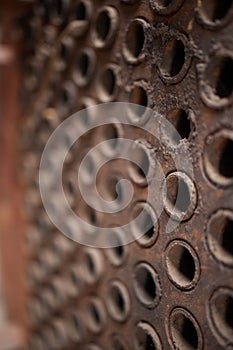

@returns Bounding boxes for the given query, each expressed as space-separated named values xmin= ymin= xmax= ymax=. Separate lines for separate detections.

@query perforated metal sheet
xmin=18 ymin=1 xmax=233 ymax=349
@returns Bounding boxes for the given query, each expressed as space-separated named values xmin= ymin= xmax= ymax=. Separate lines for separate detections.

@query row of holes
xmin=30 ymin=287 xmax=233 ymax=350
xmin=36 ymin=0 xmax=233 ymax=31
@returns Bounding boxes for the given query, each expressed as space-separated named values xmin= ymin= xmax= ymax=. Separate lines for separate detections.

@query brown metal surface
xmin=2 ymin=0 xmax=233 ymax=349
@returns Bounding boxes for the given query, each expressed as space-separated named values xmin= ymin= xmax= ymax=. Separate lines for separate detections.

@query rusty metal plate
xmin=17 ymin=0 xmax=233 ymax=349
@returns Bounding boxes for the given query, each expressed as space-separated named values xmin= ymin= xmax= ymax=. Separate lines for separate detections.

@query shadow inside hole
xmin=111 ymin=286 xmax=126 ymax=315
xmin=76 ymin=1 xmax=87 ymax=20
xmin=126 ymin=21 xmax=145 ymax=58
xmin=202 ymin=0 xmax=233 ymax=22
xmin=219 ymin=139 xmax=233 ymax=177
xmin=215 ymin=58 xmax=233 ymax=98
xmin=78 ymin=52 xmax=90 ymax=78
xmin=130 ymin=86 xmax=148 ymax=109
xmin=96 ymin=10 xmax=111 ymax=41
xmin=167 ymin=108 xmax=191 ymax=144
xmin=213 ymin=292 xmax=233 ymax=339
xmin=134 ymin=206 xmax=155 ymax=240
xmin=89 ymin=302 xmax=102 ymax=326
xmin=166 ymin=176 xmax=191 ymax=214
xmin=103 ymin=124 xmax=119 ymax=152
xmin=131 ymin=147 xmax=149 ymax=181
xmin=161 ymin=39 xmax=185 ymax=77
xmin=221 ymin=218 xmax=233 ymax=256
xmin=101 ymin=68 xmax=116 ymax=97
xmin=137 ymin=331 xmax=156 ymax=350
xmin=168 ymin=244 xmax=195 ymax=285
xmin=157 ymin=0 xmax=173 ymax=6
xmin=135 ymin=264 xmax=157 ymax=304
xmin=172 ymin=313 xmax=198 ymax=350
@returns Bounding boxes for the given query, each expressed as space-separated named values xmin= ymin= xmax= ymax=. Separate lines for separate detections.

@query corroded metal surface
xmin=17 ymin=0 xmax=233 ymax=349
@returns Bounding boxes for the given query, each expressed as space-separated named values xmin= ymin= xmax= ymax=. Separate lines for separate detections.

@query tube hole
xmin=74 ymin=48 xmax=96 ymax=86
xmin=165 ymin=240 xmax=199 ymax=290
xmin=135 ymin=322 xmax=162 ymax=350
xmin=129 ymin=144 xmax=150 ymax=185
xmin=99 ymin=123 xmax=120 ymax=155
xmin=76 ymin=1 xmax=87 ymax=20
xmin=160 ymin=38 xmax=185 ymax=78
xmin=98 ymin=65 xmax=117 ymax=102
xmin=107 ymin=281 xmax=130 ymax=322
xmin=201 ymin=0 xmax=233 ymax=23
xmin=164 ymin=171 xmax=197 ymax=221
xmin=93 ymin=6 xmax=119 ymax=48
xmin=123 ymin=19 xmax=146 ymax=63
xmin=202 ymin=56 xmax=233 ymax=107
xmin=204 ymin=130 xmax=233 ymax=186
xmin=170 ymin=309 xmax=200 ymax=350
xmin=215 ymin=58 xmax=233 ymax=98
xmin=86 ymin=298 xmax=106 ymax=333
xmin=68 ymin=312 xmax=84 ymax=343
xmin=209 ymin=288 xmax=233 ymax=344
xmin=83 ymin=249 xmax=103 ymax=283
xmin=106 ymin=230 xmax=127 ymax=266
xmin=79 ymin=153 xmax=95 ymax=185
xmin=207 ymin=210 xmax=233 ymax=267
xmin=129 ymin=85 xmax=148 ymax=108
xmin=134 ymin=263 xmax=161 ymax=308
xmin=131 ymin=202 xmax=158 ymax=247
xmin=166 ymin=108 xmax=191 ymax=144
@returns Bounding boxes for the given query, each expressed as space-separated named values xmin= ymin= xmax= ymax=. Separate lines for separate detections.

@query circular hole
xmin=86 ymin=297 xmax=106 ymax=333
xmin=100 ymin=123 xmax=120 ymax=155
xmin=98 ymin=65 xmax=118 ymax=102
xmin=206 ymin=209 xmax=233 ymax=267
xmin=205 ymin=56 xmax=233 ymax=100
xmin=166 ymin=108 xmax=192 ymax=145
xmin=160 ymin=38 xmax=185 ymax=78
xmin=204 ymin=129 xmax=233 ymax=186
xmin=59 ymin=82 xmax=76 ymax=115
xmin=135 ymin=321 xmax=162 ymax=350
xmin=74 ymin=48 xmax=96 ymax=86
xmin=169 ymin=308 xmax=202 ymax=350
xmin=165 ymin=240 xmax=200 ymax=290
xmin=133 ymin=262 xmax=161 ymax=309
xmin=129 ymin=85 xmax=148 ymax=109
xmin=68 ymin=312 xmax=84 ymax=343
xmin=198 ymin=0 xmax=233 ymax=28
xmin=79 ymin=152 xmax=95 ymax=185
xmin=79 ymin=97 xmax=97 ymax=127
xmin=131 ymin=202 xmax=158 ymax=247
xmin=106 ymin=280 xmax=130 ymax=322
xmin=106 ymin=229 xmax=127 ymax=266
xmin=75 ymin=1 xmax=87 ymax=20
xmin=93 ymin=6 xmax=119 ymax=48
xmin=83 ymin=248 xmax=103 ymax=283
xmin=209 ymin=288 xmax=233 ymax=344
xmin=123 ymin=19 xmax=147 ymax=64
xmin=129 ymin=144 xmax=150 ymax=185
xmin=71 ymin=0 xmax=93 ymax=36
xmin=201 ymin=55 xmax=233 ymax=108
xmin=164 ymin=171 xmax=197 ymax=221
